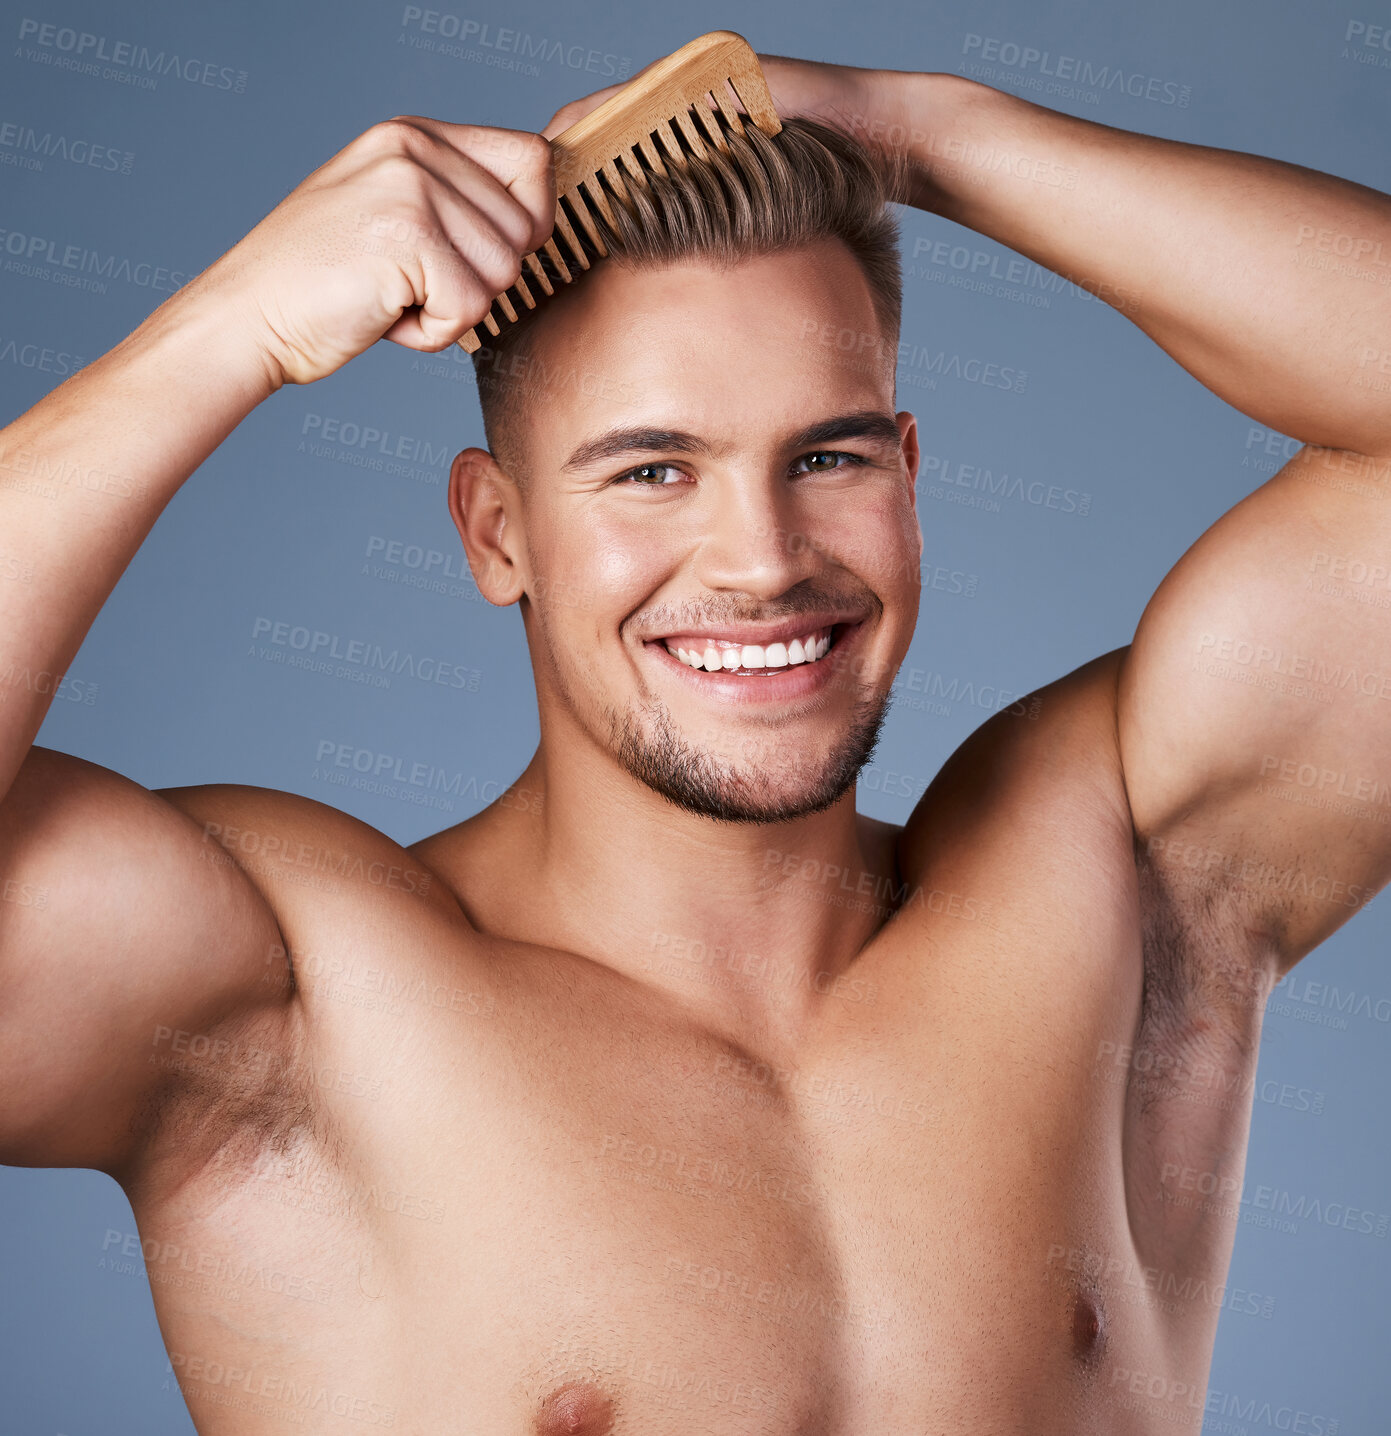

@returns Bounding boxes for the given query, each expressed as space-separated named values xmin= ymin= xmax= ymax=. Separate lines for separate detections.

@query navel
xmin=535 ymin=1380 xmax=616 ymax=1436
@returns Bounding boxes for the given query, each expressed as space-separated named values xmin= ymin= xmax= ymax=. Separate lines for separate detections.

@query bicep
xmin=1118 ymin=442 xmax=1391 ymax=967
xmin=0 ymin=747 xmax=288 ymax=1175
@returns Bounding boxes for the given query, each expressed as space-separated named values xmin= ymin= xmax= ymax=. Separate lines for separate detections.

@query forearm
xmin=0 ymin=283 xmax=279 ymax=796
xmin=0 ymin=113 xmax=554 ymax=805
xmin=893 ymin=73 xmax=1391 ymax=456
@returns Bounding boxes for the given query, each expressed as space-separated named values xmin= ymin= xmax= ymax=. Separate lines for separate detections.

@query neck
xmin=454 ymin=732 xmax=903 ymax=1050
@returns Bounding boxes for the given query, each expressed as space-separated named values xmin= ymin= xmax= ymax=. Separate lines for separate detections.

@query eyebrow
xmin=559 ymin=410 xmax=903 ymax=474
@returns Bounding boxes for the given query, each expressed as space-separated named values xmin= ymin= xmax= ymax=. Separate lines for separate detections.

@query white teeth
xmin=661 ymin=627 xmax=839 ymax=672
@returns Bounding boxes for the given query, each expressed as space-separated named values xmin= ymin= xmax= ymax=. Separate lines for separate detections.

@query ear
xmin=448 ymin=446 xmax=527 ymax=606
xmin=895 ymin=411 xmax=920 ymax=486
xmin=895 ymin=411 xmax=924 ymax=559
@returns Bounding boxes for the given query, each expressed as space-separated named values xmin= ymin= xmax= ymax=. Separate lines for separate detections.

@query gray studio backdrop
xmin=1 ymin=0 xmax=1388 ymax=1428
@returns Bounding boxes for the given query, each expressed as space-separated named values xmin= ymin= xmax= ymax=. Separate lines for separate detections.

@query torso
xmin=128 ymin=648 xmax=1270 ymax=1434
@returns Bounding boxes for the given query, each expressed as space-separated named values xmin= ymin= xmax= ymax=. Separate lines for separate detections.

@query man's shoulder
xmin=155 ymin=780 xmax=464 ymax=924
xmin=903 ymin=645 xmax=1134 ymax=848
xmin=118 ymin=782 xmax=473 ymax=1200
xmin=887 ymin=646 xmax=1140 ymax=967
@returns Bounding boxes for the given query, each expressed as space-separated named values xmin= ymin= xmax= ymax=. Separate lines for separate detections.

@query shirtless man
xmin=2 ymin=46 xmax=1389 ymax=1434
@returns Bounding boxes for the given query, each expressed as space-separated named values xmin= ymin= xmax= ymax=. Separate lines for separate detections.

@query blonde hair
xmin=470 ymin=114 xmax=903 ymax=480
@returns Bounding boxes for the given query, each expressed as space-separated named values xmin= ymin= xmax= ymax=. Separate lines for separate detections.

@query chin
xmin=608 ymin=687 xmax=892 ymax=827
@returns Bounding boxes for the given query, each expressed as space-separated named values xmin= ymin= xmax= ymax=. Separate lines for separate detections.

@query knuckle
xmin=461 ymin=207 xmax=519 ymax=269
xmin=480 ymin=247 xmax=523 ymax=295
xmin=516 ymin=130 xmax=553 ymax=166
xmin=471 ymin=276 xmax=506 ymax=321
xmin=474 ymin=126 xmax=553 ymax=175
xmin=363 ymin=151 xmax=428 ymax=192
xmin=358 ymin=116 xmax=424 ymax=155
xmin=496 ymin=204 xmax=538 ymax=255
xmin=462 ymin=270 xmax=495 ymax=309
xmin=448 ymin=273 xmax=495 ymax=327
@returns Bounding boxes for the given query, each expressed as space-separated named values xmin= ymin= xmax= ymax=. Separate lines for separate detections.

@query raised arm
xmin=0 ymin=116 xmax=553 ymax=1178
xmin=880 ymin=71 xmax=1391 ymax=456
xmin=859 ymin=69 xmax=1391 ymax=972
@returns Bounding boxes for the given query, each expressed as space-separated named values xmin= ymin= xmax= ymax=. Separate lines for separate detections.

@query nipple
xmin=536 ymin=1380 xmax=616 ymax=1436
xmin=1071 ymin=1291 xmax=1105 ymax=1363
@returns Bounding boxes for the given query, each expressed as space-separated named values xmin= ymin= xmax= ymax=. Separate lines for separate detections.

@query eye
xmin=791 ymin=450 xmax=869 ymax=475
xmin=611 ymin=462 xmax=689 ymax=487
xmin=610 ymin=451 xmax=870 ymax=487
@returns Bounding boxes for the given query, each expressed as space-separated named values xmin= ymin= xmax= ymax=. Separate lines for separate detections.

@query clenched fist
xmin=191 ymin=116 xmax=555 ymax=386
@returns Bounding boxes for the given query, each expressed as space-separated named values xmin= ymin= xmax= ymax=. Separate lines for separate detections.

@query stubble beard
xmin=535 ymin=596 xmax=894 ymax=824
xmin=605 ymin=682 xmax=892 ymax=825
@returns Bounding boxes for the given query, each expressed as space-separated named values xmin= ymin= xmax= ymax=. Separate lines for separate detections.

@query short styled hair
xmin=468 ymin=114 xmax=904 ymax=483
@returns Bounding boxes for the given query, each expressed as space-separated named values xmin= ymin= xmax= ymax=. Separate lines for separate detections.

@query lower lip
xmin=642 ymin=623 xmax=867 ymax=707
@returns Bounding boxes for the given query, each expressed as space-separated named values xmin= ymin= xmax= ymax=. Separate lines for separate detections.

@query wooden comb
xmin=457 ymin=30 xmax=782 ymax=355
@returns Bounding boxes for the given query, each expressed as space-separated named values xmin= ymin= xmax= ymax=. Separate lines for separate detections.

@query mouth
xmin=641 ymin=620 xmax=867 ymax=705
xmin=664 ymin=624 xmax=839 ymax=675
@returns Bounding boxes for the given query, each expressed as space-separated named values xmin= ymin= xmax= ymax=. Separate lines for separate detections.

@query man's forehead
xmin=573 ymin=240 xmax=879 ymax=347
xmin=510 ymin=243 xmax=896 ymax=471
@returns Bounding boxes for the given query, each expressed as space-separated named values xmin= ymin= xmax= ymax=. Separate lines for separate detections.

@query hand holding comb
xmin=458 ymin=30 xmax=783 ymax=354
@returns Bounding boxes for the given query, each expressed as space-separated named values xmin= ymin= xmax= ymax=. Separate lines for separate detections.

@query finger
xmin=398 ymin=118 xmax=556 ymax=254
xmin=540 ymin=84 xmax=623 ymax=140
xmin=400 ymin=137 xmax=546 ymax=259
xmin=381 ymin=182 xmax=527 ymax=351
xmin=407 ymin=142 xmax=559 ymax=311
xmin=353 ymin=123 xmax=553 ymax=262
xmin=381 ymin=304 xmax=460 ymax=351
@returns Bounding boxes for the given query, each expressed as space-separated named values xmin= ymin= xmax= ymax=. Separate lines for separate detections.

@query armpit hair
xmin=1131 ymin=829 xmax=1276 ymax=1070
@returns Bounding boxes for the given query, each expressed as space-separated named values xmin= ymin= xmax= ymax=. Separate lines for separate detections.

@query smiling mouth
xmin=659 ymin=624 xmax=843 ymax=676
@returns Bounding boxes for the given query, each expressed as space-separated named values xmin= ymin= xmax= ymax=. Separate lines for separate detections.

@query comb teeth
xmin=457 ymin=31 xmax=780 ymax=356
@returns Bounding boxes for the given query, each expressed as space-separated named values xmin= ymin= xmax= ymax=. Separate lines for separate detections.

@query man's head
xmin=449 ymin=114 xmax=922 ymax=825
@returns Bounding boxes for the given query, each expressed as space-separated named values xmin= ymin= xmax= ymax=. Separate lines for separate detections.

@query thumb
xmin=540 ymin=83 xmax=626 ymax=141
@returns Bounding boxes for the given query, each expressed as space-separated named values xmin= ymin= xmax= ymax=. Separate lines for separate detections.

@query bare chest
xmin=135 ymin=904 xmax=1216 ymax=1436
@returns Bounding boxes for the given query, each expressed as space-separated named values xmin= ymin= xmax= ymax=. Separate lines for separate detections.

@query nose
xmin=691 ymin=471 xmax=824 ymax=600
